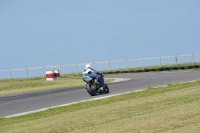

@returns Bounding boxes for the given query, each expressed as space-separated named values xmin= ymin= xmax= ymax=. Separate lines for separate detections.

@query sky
xmin=0 ymin=0 xmax=200 ymax=71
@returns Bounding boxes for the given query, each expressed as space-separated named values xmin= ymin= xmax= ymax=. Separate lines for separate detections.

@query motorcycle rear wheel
xmin=86 ymin=83 xmax=97 ymax=96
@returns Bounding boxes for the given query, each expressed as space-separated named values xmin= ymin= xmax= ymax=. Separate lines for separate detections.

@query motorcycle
xmin=82 ymin=73 xmax=109 ymax=96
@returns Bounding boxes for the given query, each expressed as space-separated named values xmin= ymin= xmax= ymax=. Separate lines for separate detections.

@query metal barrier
xmin=0 ymin=54 xmax=200 ymax=80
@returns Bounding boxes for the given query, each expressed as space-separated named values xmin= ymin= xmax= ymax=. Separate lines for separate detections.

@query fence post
xmin=160 ymin=57 xmax=162 ymax=68
xmin=9 ymin=69 xmax=12 ymax=80
xmin=175 ymin=56 xmax=178 ymax=67
xmin=26 ymin=68 xmax=28 ymax=78
xmin=142 ymin=58 xmax=144 ymax=70
xmin=92 ymin=62 xmax=95 ymax=68
xmin=42 ymin=66 xmax=45 ymax=79
xmin=76 ymin=64 xmax=78 ymax=75
xmin=192 ymin=54 xmax=194 ymax=65
xmin=108 ymin=61 xmax=111 ymax=71
xmin=59 ymin=65 xmax=61 ymax=76
xmin=125 ymin=60 xmax=128 ymax=71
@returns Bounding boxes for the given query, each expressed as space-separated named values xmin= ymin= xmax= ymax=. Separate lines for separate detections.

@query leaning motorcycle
xmin=82 ymin=73 xmax=109 ymax=96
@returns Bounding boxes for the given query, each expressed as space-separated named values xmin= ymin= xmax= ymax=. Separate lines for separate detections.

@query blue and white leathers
xmin=82 ymin=67 xmax=100 ymax=80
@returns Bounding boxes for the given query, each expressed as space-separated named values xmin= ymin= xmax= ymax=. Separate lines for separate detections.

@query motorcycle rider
xmin=82 ymin=64 xmax=104 ymax=91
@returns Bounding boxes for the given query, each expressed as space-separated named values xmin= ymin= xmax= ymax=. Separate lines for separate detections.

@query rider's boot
xmin=98 ymin=87 xmax=104 ymax=92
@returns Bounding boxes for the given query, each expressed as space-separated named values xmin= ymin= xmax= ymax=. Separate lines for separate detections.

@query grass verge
xmin=0 ymin=76 xmax=114 ymax=96
xmin=0 ymin=80 xmax=199 ymax=133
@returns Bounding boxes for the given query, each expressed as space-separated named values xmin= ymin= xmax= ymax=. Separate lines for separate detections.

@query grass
xmin=0 ymin=80 xmax=199 ymax=133
xmin=0 ymin=75 xmax=114 ymax=96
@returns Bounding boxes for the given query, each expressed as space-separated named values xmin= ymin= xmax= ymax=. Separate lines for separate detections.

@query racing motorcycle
xmin=82 ymin=73 xmax=109 ymax=96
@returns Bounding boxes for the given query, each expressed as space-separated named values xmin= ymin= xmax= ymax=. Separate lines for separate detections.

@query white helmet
xmin=85 ymin=64 xmax=91 ymax=68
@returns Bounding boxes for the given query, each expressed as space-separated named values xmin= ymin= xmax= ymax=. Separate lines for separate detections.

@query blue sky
xmin=0 ymin=0 xmax=200 ymax=70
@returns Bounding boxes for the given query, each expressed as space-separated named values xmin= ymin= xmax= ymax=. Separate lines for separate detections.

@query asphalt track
xmin=0 ymin=70 xmax=200 ymax=118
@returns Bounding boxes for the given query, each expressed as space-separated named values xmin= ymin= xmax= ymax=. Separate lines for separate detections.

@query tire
xmin=155 ymin=68 xmax=162 ymax=71
xmin=104 ymin=84 xmax=109 ymax=94
xmin=177 ymin=66 xmax=184 ymax=70
xmin=104 ymin=72 xmax=110 ymax=74
xmin=162 ymin=67 xmax=168 ymax=71
xmin=115 ymin=71 xmax=121 ymax=74
xmin=148 ymin=68 xmax=155 ymax=72
xmin=183 ymin=66 xmax=191 ymax=70
xmin=86 ymin=83 xmax=97 ymax=96
xmin=135 ymin=70 xmax=143 ymax=73
xmin=190 ymin=65 xmax=198 ymax=69
xmin=169 ymin=67 xmax=177 ymax=70
xmin=122 ymin=70 xmax=128 ymax=73
xmin=108 ymin=71 xmax=113 ymax=74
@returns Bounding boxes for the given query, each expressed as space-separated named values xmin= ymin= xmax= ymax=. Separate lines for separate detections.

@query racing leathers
xmin=82 ymin=67 xmax=101 ymax=81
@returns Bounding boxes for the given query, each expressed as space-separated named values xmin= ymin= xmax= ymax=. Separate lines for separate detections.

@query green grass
xmin=0 ymin=76 xmax=114 ymax=96
xmin=0 ymin=80 xmax=199 ymax=133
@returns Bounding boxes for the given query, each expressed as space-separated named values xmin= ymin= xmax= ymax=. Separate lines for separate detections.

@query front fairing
xmin=82 ymin=76 xmax=93 ymax=82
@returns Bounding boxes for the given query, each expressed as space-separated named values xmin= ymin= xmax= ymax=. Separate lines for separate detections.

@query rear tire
xmin=104 ymin=84 xmax=109 ymax=94
xmin=86 ymin=83 xmax=97 ymax=96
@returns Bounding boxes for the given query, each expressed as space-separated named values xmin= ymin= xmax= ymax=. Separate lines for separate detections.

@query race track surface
xmin=0 ymin=71 xmax=200 ymax=118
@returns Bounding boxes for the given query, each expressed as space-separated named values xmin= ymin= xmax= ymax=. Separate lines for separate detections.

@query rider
xmin=82 ymin=64 xmax=104 ymax=91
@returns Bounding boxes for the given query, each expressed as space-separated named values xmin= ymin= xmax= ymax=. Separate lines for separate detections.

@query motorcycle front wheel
xmin=104 ymin=84 xmax=109 ymax=94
